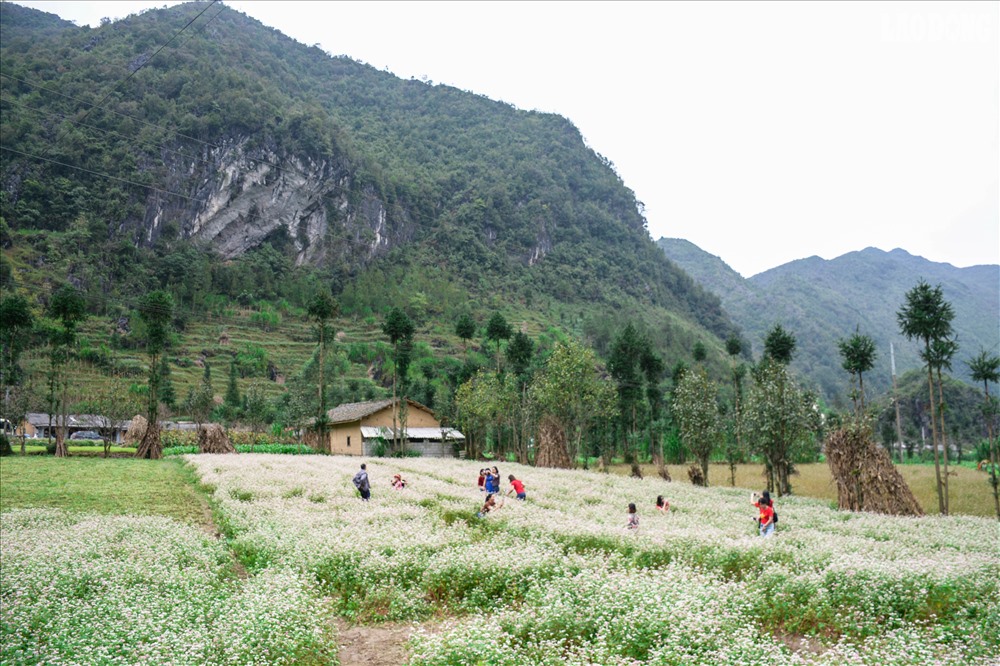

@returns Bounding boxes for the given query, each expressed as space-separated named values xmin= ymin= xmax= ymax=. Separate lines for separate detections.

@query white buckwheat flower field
xmin=2 ymin=454 xmax=998 ymax=665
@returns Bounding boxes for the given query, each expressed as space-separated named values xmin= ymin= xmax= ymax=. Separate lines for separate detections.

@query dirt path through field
xmin=334 ymin=618 xmax=436 ymax=666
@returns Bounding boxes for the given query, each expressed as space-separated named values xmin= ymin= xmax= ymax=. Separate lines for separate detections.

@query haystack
xmin=124 ymin=415 xmax=147 ymax=446
xmin=535 ymin=414 xmax=573 ymax=469
xmin=199 ymin=424 xmax=236 ymax=454
xmin=687 ymin=464 xmax=705 ymax=486
xmin=825 ymin=426 xmax=923 ymax=515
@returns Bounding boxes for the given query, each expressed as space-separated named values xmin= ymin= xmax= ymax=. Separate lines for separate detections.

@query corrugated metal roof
xmin=25 ymin=413 xmax=131 ymax=428
xmin=360 ymin=426 xmax=465 ymax=440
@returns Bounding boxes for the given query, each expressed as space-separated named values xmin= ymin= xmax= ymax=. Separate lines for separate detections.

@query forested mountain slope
xmin=0 ymin=1 xmax=741 ymax=384
xmin=659 ymin=238 xmax=1000 ymax=407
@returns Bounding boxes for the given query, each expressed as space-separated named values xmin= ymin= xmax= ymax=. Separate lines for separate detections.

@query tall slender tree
xmin=485 ymin=312 xmax=513 ymax=372
xmin=135 ymin=290 xmax=173 ymax=460
xmin=897 ymin=279 xmax=955 ymax=514
xmin=838 ymin=327 xmax=878 ymax=419
xmin=307 ymin=291 xmax=337 ymax=452
xmin=608 ymin=322 xmax=648 ymax=476
xmin=48 ymin=285 xmax=86 ymax=458
xmin=926 ymin=336 xmax=958 ymax=513
xmin=967 ymin=349 xmax=1000 ymax=519
xmin=725 ymin=336 xmax=746 ymax=486
xmin=382 ymin=307 xmax=414 ymax=453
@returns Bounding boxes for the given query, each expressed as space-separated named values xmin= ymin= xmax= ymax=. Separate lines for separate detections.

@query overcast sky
xmin=15 ymin=1 xmax=1000 ymax=277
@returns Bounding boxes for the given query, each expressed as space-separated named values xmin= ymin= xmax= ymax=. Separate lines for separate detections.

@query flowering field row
xmin=185 ymin=454 xmax=1000 ymax=664
xmin=0 ymin=508 xmax=337 ymax=666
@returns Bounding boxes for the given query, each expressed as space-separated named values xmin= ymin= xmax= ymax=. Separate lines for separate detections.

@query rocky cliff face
xmin=141 ymin=136 xmax=411 ymax=269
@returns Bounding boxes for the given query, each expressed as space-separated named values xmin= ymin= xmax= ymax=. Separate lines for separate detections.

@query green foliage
xmin=673 ymin=367 xmax=722 ymax=484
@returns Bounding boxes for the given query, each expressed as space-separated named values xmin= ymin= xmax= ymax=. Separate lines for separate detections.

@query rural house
xmin=319 ymin=398 xmax=463 ymax=457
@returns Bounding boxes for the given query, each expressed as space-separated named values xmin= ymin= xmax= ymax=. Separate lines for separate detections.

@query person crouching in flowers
xmin=506 ymin=474 xmax=526 ymax=500
xmin=752 ymin=491 xmax=774 ymax=537
xmin=626 ymin=502 xmax=639 ymax=530
xmin=655 ymin=495 xmax=670 ymax=512
xmin=391 ymin=473 xmax=407 ymax=490
xmin=477 ymin=468 xmax=486 ymax=493
xmin=478 ymin=492 xmax=504 ymax=518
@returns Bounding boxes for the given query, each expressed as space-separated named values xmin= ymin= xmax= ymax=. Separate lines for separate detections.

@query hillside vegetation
xmin=1 ymin=1 xmax=745 ymax=421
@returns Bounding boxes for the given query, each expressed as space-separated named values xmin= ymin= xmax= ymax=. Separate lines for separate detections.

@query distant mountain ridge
xmin=658 ymin=238 xmax=1000 ymax=405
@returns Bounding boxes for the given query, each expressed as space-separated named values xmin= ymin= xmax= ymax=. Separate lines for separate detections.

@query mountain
xmin=658 ymin=239 xmax=1000 ymax=406
xmin=0 ymin=2 xmax=740 ymax=398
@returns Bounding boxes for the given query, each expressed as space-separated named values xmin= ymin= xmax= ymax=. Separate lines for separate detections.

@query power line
xmin=45 ymin=1 xmax=220 ymax=154
xmin=1 ymin=96 xmax=220 ymax=171
xmin=0 ymin=73 xmax=221 ymax=151
xmin=0 ymin=146 xmax=206 ymax=203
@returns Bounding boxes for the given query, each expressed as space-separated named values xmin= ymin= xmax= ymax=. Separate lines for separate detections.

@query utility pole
xmin=891 ymin=342 xmax=905 ymax=462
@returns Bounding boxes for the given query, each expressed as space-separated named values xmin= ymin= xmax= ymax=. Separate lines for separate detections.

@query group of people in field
xmin=626 ymin=490 xmax=776 ymax=537
xmin=353 ymin=462 xmax=775 ymax=537
xmin=477 ymin=466 xmax=526 ymax=517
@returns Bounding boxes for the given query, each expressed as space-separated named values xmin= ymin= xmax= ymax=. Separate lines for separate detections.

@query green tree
xmin=243 ymin=382 xmax=269 ymax=451
xmin=692 ymin=340 xmax=707 ymax=364
xmin=382 ymin=306 xmax=414 ymax=452
xmin=48 ymin=285 xmax=86 ymax=458
xmin=639 ymin=345 xmax=666 ymax=478
xmin=455 ymin=313 xmax=476 ymax=352
xmin=79 ymin=376 xmax=140 ymax=457
xmin=506 ymin=331 xmax=534 ymax=379
xmin=673 ymin=367 xmax=722 ymax=485
xmin=185 ymin=362 xmax=215 ymax=444
xmin=485 ymin=312 xmax=513 ymax=372
xmin=966 ymin=349 xmax=1000 ymax=518
xmin=307 ymin=290 xmax=337 ymax=452
xmin=0 ymin=293 xmax=34 ymax=398
xmin=530 ymin=338 xmax=617 ymax=467
xmin=763 ymin=323 xmax=796 ymax=365
xmin=897 ymin=279 xmax=955 ymax=514
xmin=135 ymin=290 xmax=173 ymax=459
xmin=608 ymin=322 xmax=647 ymax=475
xmin=838 ymin=328 xmax=877 ymax=418
xmin=225 ymin=362 xmax=242 ymax=417
xmin=744 ymin=358 xmax=812 ymax=496
xmin=725 ymin=336 xmax=746 ymax=486
xmin=159 ymin=356 xmax=176 ymax=410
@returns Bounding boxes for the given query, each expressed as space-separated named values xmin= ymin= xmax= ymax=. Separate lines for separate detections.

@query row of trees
xmin=2 ymin=277 xmax=996 ymax=520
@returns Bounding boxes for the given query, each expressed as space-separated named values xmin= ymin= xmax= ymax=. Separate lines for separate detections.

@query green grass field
xmin=0 ymin=456 xmax=212 ymax=527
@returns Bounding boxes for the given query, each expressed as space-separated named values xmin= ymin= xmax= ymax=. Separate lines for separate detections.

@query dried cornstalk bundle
xmin=198 ymin=424 xmax=236 ymax=454
xmin=535 ymin=414 xmax=573 ymax=469
xmin=687 ymin=464 xmax=705 ymax=486
xmin=825 ymin=426 xmax=922 ymax=516
xmin=123 ymin=415 xmax=147 ymax=446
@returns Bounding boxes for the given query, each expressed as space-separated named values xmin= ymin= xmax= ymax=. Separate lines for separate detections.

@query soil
xmin=333 ymin=618 xmax=428 ymax=666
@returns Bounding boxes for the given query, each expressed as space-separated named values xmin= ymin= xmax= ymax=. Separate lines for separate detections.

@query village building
xmin=319 ymin=398 xmax=463 ymax=457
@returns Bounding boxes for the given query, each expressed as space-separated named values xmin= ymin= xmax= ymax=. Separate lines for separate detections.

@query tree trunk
xmin=925 ymin=359 xmax=944 ymax=514
xmin=935 ymin=369 xmax=950 ymax=515
xmin=536 ymin=414 xmax=573 ymax=468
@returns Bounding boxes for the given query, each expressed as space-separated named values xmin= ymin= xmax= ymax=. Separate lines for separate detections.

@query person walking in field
xmin=353 ymin=463 xmax=371 ymax=501
xmin=752 ymin=491 xmax=774 ymax=537
xmin=626 ymin=502 xmax=639 ymax=530
xmin=506 ymin=474 xmax=526 ymax=500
